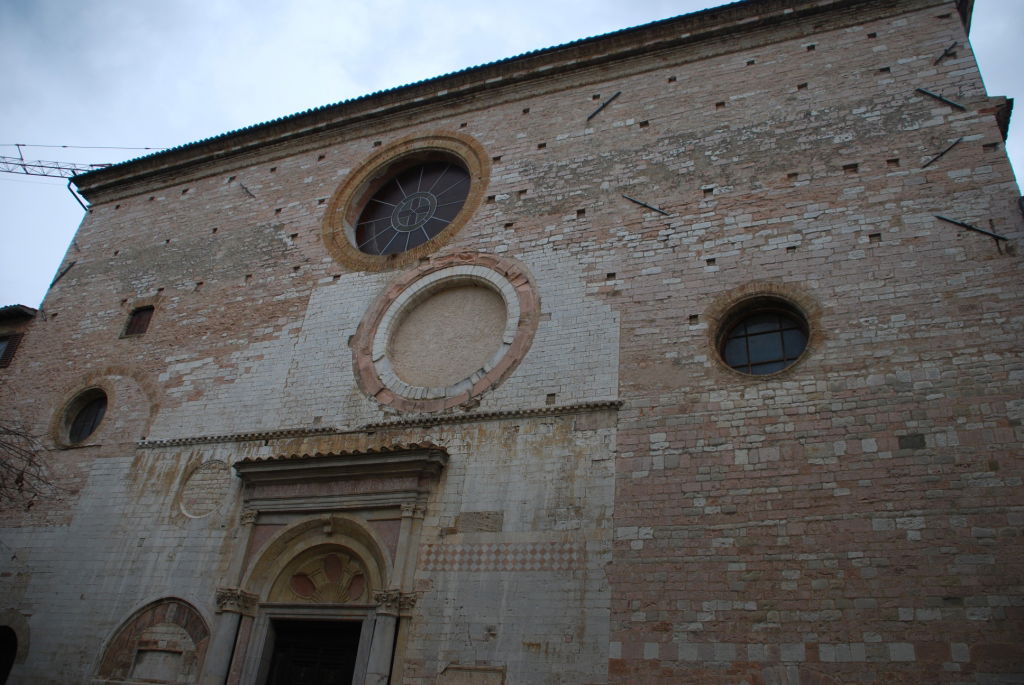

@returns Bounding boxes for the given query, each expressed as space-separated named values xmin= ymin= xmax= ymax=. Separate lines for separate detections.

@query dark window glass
xmin=722 ymin=337 xmax=746 ymax=367
xmin=124 ymin=306 xmax=154 ymax=336
xmin=721 ymin=308 xmax=808 ymax=375
xmin=355 ymin=161 xmax=471 ymax=256
xmin=782 ymin=328 xmax=805 ymax=357
xmin=750 ymin=360 xmax=788 ymax=375
xmin=747 ymin=330 xmax=784 ymax=362
xmin=69 ymin=394 xmax=107 ymax=443
xmin=745 ymin=313 xmax=780 ymax=334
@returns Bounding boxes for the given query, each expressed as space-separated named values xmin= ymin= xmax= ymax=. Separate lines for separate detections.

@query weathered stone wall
xmin=0 ymin=0 xmax=1021 ymax=683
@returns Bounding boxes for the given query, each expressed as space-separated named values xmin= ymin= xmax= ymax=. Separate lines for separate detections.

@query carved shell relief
xmin=269 ymin=548 xmax=370 ymax=604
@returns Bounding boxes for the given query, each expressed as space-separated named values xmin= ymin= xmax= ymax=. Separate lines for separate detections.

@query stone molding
xmin=137 ymin=425 xmax=338 ymax=448
xmin=362 ymin=399 xmax=622 ymax=430
xmin=135 ymin=400 xmax=621 ymax=447
xmin=234 ymin=446 xmax=447 ymax=513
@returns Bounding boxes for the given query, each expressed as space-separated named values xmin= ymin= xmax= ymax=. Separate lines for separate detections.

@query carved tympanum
xmin=268 ymin=548 xmax=370 ymax=604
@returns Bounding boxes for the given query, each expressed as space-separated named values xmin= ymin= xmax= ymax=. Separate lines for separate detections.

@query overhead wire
xmin=0 ymin=175 xmax=69 ymax=187
xmin=0 ymin=143 xmax=168 ymax=151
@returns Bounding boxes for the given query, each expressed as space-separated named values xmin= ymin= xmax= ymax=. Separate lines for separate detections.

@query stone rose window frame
xmin=351 ymin=253 xmax=540 ymax=413
xmin=321 ymin=131 xmax=491 ymax=272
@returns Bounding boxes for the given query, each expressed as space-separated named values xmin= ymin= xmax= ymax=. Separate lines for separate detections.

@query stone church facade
xmin=1 ymin=0 xmax=1021 ymax=682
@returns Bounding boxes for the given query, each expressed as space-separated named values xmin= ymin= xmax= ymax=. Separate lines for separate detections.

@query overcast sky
xmin=1 ymin=0 xmax=1020 ymax=308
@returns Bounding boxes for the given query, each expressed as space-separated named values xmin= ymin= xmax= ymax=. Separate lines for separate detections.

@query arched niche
xmin=95 ymin=597 xmax=210 ymax=684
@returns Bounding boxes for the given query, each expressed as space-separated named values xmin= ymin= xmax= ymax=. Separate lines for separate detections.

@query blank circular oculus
xmin=388 ymin=285 xmax=506 ymax=388
xmin=356 ymin=161 xmax=471 ymax=255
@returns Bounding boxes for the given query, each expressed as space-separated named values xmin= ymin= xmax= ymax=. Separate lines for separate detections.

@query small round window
xmin=719 ymin=299 xmax=809 ymax=375
xmin=66 ymin=389 xmax=107 ymax=444
xmin=356 ymin=160 xmax=470 ymax=255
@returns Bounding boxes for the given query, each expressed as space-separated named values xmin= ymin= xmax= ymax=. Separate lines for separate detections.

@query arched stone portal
xmin=219 ymin=443 xmax=447 ymax=685
xmin=231 ymin=518 xmax=396 ymax=685
xmin=254 ymin=540 xmax=381 ymax=685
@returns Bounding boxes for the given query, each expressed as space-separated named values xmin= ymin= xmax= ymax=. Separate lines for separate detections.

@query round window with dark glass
xmin=67 ymin=390 xmax=107 ymax=444
xmin=355 ymin=160 xmax=471 ymax=256
xmin=720 ymin=302 xmax=809 ymax=375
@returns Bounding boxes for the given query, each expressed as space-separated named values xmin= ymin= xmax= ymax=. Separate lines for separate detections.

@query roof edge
xmin=0 ymin=305 xmax=38 ymax=322
xmin=72 ymin=0 xmax=943 ymax=200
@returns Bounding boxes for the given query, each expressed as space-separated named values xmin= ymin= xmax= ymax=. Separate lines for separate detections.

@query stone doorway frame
xmin=245 ymin=604 xmax=375 ymax=685
xmin=213 ymin=443 xmax=447 ymax=685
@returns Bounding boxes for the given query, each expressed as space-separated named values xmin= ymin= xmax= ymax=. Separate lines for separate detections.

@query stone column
xmin=202 ymin=507 xmax=259 ymax=685
xmin=391 ymin=503 xmax=417 ymax=586
xmin=390 ymin=590 xmax=421 ymax=683
xmin=390 ymin=504 xmax=425 ymax=682
xmin=364 ymin=589 xmax=421 ymax=685
xmin=201 ymin=587 xmax=257 ymax=685
xmin=364 ymin=590 xmax=400 ymax=685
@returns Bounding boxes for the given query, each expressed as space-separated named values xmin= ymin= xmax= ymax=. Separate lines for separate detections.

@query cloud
xmin=0 ymin=0 xmax=1019 ymax=307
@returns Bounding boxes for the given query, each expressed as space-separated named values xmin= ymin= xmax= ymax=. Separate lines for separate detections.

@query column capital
xmin=215 ymin=587 xmax=258 ymax=616
xmin=373 ymin=589 xmax=420 ymax=616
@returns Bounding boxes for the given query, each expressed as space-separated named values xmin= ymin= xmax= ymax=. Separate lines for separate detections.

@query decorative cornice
xmin=234 ymin=443 xmax=449 ymax=488
xmin=135 ymin=401 xmax=621 ymax=448
xmin=360 ymin=400 xmax=623 ymax=430
xmin=137 ymin=426 xmax=340 ymax=448
xmin=235 ymin=441 xmax=444 ymax=466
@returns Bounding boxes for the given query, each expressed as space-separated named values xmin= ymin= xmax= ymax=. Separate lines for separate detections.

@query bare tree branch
xmin=0 ymin=422 xmax=65 ymax=510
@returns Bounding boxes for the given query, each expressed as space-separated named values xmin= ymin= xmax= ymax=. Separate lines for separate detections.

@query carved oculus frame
xmin=351 ymin=252 xmax=541 ymax=413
